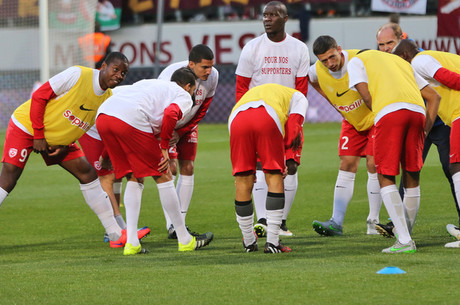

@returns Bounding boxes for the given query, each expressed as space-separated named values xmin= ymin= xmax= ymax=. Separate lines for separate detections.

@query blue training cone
xmin=377 ymin=266 xmax=406 ymax=274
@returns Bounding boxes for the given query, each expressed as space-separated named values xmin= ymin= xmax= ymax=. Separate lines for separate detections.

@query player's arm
xmin=30 ymin=82 xmax=57 ymax=153
xmin=284 ymin=114 xmax=304 ymax=151
xmin=159 ymin=103 xmax=183 ymax=172
xmin=175 ymin=96 xmax=213 ymax=137
xmin=295 ymin=76 xmax=309 ymax=96
xmin=433 ymin=67 xmax=460 ymax=91
xmin=421 ymin=84 xmax=441 ymax=136
xmin=354 ymin=82 xmax=372 ymax=110
xmin=235 ymin=75 xmax=251 ymax=102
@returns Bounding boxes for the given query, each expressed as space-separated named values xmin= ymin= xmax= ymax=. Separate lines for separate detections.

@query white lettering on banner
xmin=3 ymin=17 xmax=460 ymax=70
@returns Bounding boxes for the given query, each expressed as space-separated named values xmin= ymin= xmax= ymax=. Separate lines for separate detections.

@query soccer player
xmin=157 ymin=44 xmax=219 ymax=239
xmin=347 ymin=49 xmax=440 ymax=253
xmin=308 ymin=35 xmax=382 ymax=236
xmin=229 ymin=83 xmax=308 ymax=253
xmin=375 ymin=23 xmax=457 ymax=238
xmin=0 ymin=52 xmax=147 ymax=248
xmin=96 ymin=67 xmax=214 ymax=255
xmin=235 ymin=1 xmax=310 ymax=237
xmin=393 ymin=40 xmax=460 ymax=248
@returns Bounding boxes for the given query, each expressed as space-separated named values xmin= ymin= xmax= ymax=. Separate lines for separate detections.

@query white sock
xmin=158 ymin=180 xmax=191 ymax=245
xmin=403 ymin=186 xmax=420 ymax=234
xmin=115 ymin=214 xmax=127 ymax=230
xmin=80 ymin=179 xmax=121 ymax=241
xmin=380 ymin=184 xmax=411 ymax=244
xmin=453 ymin=172 xmax=460 ymax=212
xmin=236 ymin=214 xmax=256 ymax=246
xmin=161 ymin=175 xmax=177 ymax=230
xmin=367 ymin=172 xmax=382 ymax=222
xmin=253 ymin=170 xmax=268 ymax=221
xmin=331 ymin=170 xmax=355 ymax=226
xmin=124 ymin=181 xmax=144 ymax=247
xmin=283 ymin=172 xmax=298 ymax=220
xmin=0 ymin=187 xmax=8 ymax=208
xmin=113 ymin=182 xmax=122 ymax=196
xmin=266 ymin=209 xmax=283 ymax=245
xmin=177 ymin=174 xmax=194 ymax=223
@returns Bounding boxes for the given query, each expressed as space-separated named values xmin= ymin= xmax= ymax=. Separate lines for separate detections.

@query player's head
xmin=262 ymin=1 xmax=288 ymax=41
xmin=171 ymin=67 xmax=197 ymax=97
xmin=376 ymin=23 xmax=404 ymax=53
xmin=99 ymin=52 xmax=129 ymax=90
xmin=392 ymin=39 xmax=420 ymax=63
xmin=313 ymin=35 xmax=343 ymax=72
xmin=188 ymin=44 xmax=214 ymax=81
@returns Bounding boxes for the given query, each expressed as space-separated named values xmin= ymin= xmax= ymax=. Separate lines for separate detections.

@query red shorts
xmin=230 ymin=107 xmax=285 ymax=175
xmin=78 ymin=133 xmax=113 ymax=176
xmin=285 ymin=128 xmax=303 ymax=165
xmin=96 ymin=114 xmax=163 ymax=179
xmin=450 ymin=118 xmax=460 ymax=163
xmin=374 ymin=110 xmax=425 ymax=176
xmin=338 ymin=120 xmax=374 ymax=157
xmin=2 ymin=119 xmax=84 ymax=169
xmin=168 ymin=128 xmax=198 ymax=161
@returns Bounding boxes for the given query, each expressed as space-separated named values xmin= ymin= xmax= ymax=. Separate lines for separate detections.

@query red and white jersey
xmin=158 ymin=60 xmax=219 ymax=129
xmin=235 ymin=33 xmax=310 ymax=89
xmin=96 ymin=79 xmax=193 ymax=135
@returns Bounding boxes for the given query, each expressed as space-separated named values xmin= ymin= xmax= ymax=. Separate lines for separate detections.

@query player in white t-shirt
xmin=157 ymin=44 xmax=219 ymax=239
xmin=96 ymin=67 xmax=214 ymax=255
xmin=235 ymin=1 xmax=310 ymax=238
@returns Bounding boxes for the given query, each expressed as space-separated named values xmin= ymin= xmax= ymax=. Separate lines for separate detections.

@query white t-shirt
xmin=235 ymin=33 xmax=310 ymax=89
xmin=158 ymin=60 xmax=219 ymax=128
xmin=97 ymin=79 xmax=193 ymax=135
xmin=411 ymin=54 xmax=443 ymax=86
xmin=348 ymin=57 xmax=428 ymax=123
xmin=308 ymin=50 xmax=350 ymax=82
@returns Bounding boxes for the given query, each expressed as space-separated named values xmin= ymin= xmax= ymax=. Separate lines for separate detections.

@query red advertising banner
xmin=438 ymin=0 xmax=460 ymax=37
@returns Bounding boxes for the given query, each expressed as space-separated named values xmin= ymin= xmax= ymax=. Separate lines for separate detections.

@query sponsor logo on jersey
xmin=63 ymin=110 xmax=92 ymax=131
xmin=79 ymin=104 xmax=95 ymax=111
xmin=334 ymin=99 xmax=364 ymax=113
xmin=9 ymin=148 xmax=17 ymax=158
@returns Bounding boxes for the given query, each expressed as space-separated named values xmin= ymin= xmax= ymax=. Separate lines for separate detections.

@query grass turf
xmin=0 ymin=123 xmax=459 ymax=304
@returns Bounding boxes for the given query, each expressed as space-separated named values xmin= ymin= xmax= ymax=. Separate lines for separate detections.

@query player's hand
xmin=99 ymin=156 xmax=113 ymax=170
xmin=290 ymin=133 xmax=302 ymax=150
xmin=33 ymin=139 xmax=48 ymax=154
xmin=282 ymin=166 xmax=288 ymax=179
xmin=169 ymin=131 xmax=180 ymax=147
xmin=47 ymin=145 xmax=68 ymax=157
xmin=158 ymin=148 xmax=170 ymax=173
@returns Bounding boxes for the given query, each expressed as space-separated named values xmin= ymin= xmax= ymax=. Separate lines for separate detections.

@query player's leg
xmin=366 ymin=155 xmax=382 ymax=234
xmin=78 ymin=133 xmax=127 ymax=231
xmin=446 ymin=119 xmax=460 ymax=245
xmin=253 ymin=163 xmax=268 ymax=236
xmin=281 ymin=159 xmax=297 ymax=236
xmin=175 ymin=130 xmax=197 ymax=224
xmin=161 ymin=148 xmax=177 ymax=235
xmin=0 ymin=119 xmax=34 ymax=207
xmin=377 ymin=110 xmax=422 ymax=253
xmin=230 ymin=110 xmax=258 ymax=251
xmin=59 ymin=152 xmax=123 ymax=242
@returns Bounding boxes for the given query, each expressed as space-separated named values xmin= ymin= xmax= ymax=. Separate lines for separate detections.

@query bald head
xmin=392 ymin=39 xmax=420 ymax=62
xmin=264 ymin=1 xmax=288 ymax=17
xmin=376 ymin=23 xmax=404 ymax=53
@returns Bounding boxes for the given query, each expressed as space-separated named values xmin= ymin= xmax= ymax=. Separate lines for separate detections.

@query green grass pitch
xmin=0 ymin=123 xmax=459 ymax=304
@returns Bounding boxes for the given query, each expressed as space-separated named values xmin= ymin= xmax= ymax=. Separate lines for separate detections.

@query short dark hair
xmin=189 ymin=44 xmax=214 ymax=63
xmin=313 ymin=35 xmax=338 ymax=56
xmin=104 ymin=52 xmax=129 ymax=65
xmin=171 ymin=67 xmax=197 ymax=87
